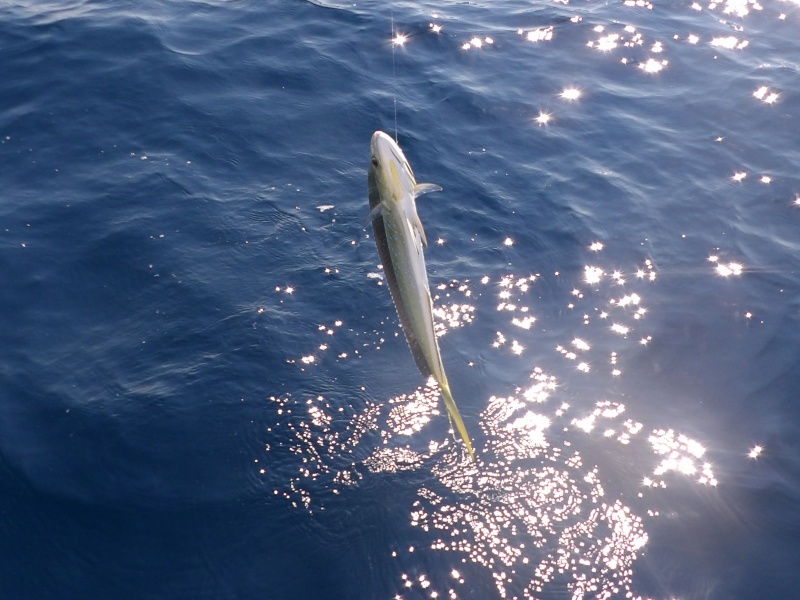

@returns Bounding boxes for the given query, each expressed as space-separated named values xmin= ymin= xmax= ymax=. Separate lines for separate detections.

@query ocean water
xmin=1 ymin=0 xmax=799 ymax=598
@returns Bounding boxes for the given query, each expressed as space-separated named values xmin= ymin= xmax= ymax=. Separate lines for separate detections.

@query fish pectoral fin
xmin=362 ymin=202 xmax=387 ymax=228
xmin=414 ymin=183 xmax=443 ymax=198
xmin=410 ymin=210 xmax=429 ymax=247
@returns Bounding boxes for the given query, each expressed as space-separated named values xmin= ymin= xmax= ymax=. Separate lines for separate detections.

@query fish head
xmin=370 ymin=131 xmax=417 ymax=208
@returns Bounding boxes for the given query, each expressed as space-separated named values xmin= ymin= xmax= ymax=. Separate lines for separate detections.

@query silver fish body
xmin=366 ymin=131 xmax=475 ymax=460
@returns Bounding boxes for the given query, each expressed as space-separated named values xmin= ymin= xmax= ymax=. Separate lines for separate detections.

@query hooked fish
xmin=365 ymin=131 xmax=475 ymax=460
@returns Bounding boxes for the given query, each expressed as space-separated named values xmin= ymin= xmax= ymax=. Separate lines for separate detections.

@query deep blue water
xmin=2 ymin=0 xmax=799 ymax=598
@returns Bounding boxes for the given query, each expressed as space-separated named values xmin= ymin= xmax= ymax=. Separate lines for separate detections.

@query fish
xmin=365 ymin=130 xmax=475 ymax=460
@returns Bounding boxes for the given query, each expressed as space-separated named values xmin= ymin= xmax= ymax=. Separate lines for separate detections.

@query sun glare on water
xmin=255 ymin=228 xmax=762 ymax=598
xmin=392 ymin=32 xmax=408 ymax=46
xmin=256 ymin=4 xmax=784 ymax=593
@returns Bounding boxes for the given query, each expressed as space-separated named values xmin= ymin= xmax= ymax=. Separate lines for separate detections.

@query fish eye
xmin=371 ymin=158 xmax=379 ymax=167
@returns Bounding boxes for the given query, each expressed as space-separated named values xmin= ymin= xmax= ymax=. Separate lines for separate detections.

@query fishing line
xmin=391 ymin=10 xmax=398 ymax=142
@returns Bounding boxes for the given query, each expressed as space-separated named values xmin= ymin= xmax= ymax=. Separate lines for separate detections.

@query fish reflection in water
xmin=263 ymin=256 xmax=717 ymax=598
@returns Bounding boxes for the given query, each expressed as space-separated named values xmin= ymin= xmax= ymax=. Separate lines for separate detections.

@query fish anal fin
xmin=410 ymin=211 xmax=428 ymax=247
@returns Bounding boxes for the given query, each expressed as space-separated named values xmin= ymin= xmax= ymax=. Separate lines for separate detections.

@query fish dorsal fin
xmin=414 ymin=183 xmax=442 ymax=198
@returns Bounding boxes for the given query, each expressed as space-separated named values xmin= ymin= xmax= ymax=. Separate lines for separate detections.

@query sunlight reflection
xmin=518 ymin=27 xmax=554 ymax=43
xmin=616 ymin=293 xmax=641 ymax=307
xmin=650 ymin=429 xmax=717 ymax=485
xmin=611 ymin=323 xmax=630 ymax=335
xmin=715 ymin=262 xmax=743 ymax=277
xmin=392 ymin=33 xmax=408 ymax=47
xmin=560 ymin=87 xmax=582 ymax=100
xmin=753 ymin=86 xmax=779 ymax=104
xmin=573 ymin=338 xmax=591 ymax=351
xmin=710 ymin=36 xmax=748 ymax=50
xmin=585 ymin=265 xmax=603 ymax=284
xmin=640 ymin=58 xmax=667 ymax=72
xmin=591 ymin=33 xmax=620 ymax=52
xmin=512 ymin=315 xmax=536 ymax=329
xmin=722 ymin=0 xmax=761 ymax=17
xmin=462 ymin=36 xmax=493 ymax=50
xmin=265 ymin=248 xmax=729 ymax=597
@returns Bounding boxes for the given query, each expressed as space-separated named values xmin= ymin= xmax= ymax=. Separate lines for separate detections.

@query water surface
xmin=1 ymin=1 xmax=799 ymax=598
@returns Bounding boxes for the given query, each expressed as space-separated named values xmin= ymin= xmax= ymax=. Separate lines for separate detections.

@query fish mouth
xmin=371 ymin=130 xmax=387 ymax=144
xmin=371 ymin=130 xmax=392 ymax=157
xmin=371 ymin=131 xmax=411 ymax=177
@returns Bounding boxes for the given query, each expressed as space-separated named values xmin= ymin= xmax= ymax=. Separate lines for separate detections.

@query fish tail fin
xmin=439 ymin=381 xmax=476 ymax=461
